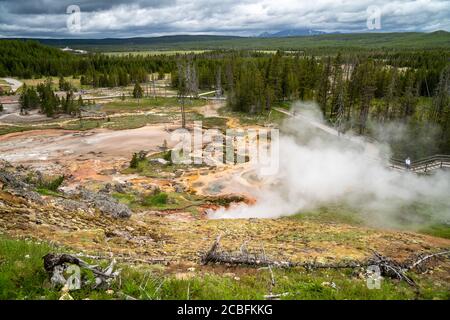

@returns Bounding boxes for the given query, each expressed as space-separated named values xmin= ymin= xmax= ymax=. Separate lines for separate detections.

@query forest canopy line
xmin=0 ymin=40 xmax=175 ymax=83
xmin=1 ymin=39 xmax=449 ymax=156
xmin=25 ymin=31 xmax=450 ymax=52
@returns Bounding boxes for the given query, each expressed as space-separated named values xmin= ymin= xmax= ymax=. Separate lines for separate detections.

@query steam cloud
xmin=209 ymin=102 xmax=450 ymax=229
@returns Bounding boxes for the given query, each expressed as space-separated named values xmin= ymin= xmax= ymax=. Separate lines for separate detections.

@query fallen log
xmin=200 ymin=236 xmax=450 ymax=287
xmin=201 ymin=235 xmax=298 ymax=268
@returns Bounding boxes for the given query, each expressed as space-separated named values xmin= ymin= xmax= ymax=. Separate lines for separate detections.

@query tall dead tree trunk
xmin=177 ymin=61 xmax=187 ymax=129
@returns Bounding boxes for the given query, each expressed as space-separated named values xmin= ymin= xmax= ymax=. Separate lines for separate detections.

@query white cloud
xmin=0 ymin=0 xmax=448 ymax=37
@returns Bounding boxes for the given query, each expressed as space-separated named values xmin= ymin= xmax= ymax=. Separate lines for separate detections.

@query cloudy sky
xmin=0 ymin=0 xmax=449 ymax=38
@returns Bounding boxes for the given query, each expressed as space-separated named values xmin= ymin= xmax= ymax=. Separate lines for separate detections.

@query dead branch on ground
xmin=368 ymin=250 xmax=416 ymax=287
xmin=74 ymin=252 xmax=169 ymax=265
xmin=200 ymin=235 xmax=450 ymax=287
xmin=201 ymin=235 xmax=294 ymax=268
xmin=43 ymin=253 xmax=121 ymax=290
xmin=406 ymin=250 xmax=450 ymax=272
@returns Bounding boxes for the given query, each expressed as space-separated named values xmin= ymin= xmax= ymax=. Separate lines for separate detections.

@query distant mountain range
xmin=258 ymin=29 xmax=329 ymax=38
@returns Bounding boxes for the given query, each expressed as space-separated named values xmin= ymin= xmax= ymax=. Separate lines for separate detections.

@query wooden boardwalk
xmin=273 ymin=107 xmax=450 ymax=174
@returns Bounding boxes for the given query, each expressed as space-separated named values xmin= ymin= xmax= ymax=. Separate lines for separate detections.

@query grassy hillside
xmin=30 ymin=31 xmax=450 ymax=52
xmin=1 ymin=235 xmax=449 ymax=300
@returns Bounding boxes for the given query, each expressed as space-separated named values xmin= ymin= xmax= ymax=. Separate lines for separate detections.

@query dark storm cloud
xmin=0 ymin=0 xmax=174 ymax=14
xmin=0 ymin=0 xmax=448 ymax=38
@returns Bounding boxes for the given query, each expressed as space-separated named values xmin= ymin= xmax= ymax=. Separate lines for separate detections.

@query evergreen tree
xmin=36 ymin=80 xmax=59 ymax=117
xmin=330 ymin=53 xmax=344 ymax=119
xmin=400 ymin=71 xmax=418 ymax=120
xmin=282 ymin=60 xmax=298 ymax=100
xmin=176 ymin=61 xmax=188 ymax=128
xmin=59 ymin=75 xmax=71 ymax=91
xmin=266 ymin=51 xmax=283 ymax=101
xmin=133 ymin=82 xmax=143 ymax=99
xmin=357 ymin=61 xmax=376 ymax=134
xmin=19 ymin=85 xmax=40 ymax=113
xmin=431 ymin=66 xmax=450 ymax=124
xmin=382 ymin=68 xmax=398 ymax=122
xmin=431 ymin=66 xmax=450 ymax=151
xmin=317 ymin=57 xmax=331 ymax=115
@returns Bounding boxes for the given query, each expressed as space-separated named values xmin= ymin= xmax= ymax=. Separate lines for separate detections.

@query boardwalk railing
xmin=389 ymin=155 xmax=450 ymax=173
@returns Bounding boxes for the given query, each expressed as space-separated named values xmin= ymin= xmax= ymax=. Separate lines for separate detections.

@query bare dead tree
xmin=216 ymin=66 xmax=222 ymax=98
xmin=188 ymin=62 xmax=199 ymax=98
xmin=177 ymin=60 xmax=187 ymax=128
xmin=152 ymin=73 xmax=157 ymax=100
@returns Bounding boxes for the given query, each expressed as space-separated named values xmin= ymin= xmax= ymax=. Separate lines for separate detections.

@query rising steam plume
xmin=209 ymin=102 xmax=450 ymax=229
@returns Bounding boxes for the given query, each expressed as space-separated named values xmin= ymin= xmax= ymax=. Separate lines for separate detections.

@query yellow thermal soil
xmin=1 ymin=190 xmax=448 ymax=265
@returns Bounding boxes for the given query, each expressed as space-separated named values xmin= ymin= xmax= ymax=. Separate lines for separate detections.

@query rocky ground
xmin=1 ymin=160 xmax=449 ymax=268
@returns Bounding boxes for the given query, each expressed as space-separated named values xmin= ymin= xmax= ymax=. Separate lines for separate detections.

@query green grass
xmin=142 ymin=193 xmax=169 ymax=207
xmin=36 ymin=175 xmax=64 ymax=192
xmin=289 ymin=202 xmax=450 ymax=240
xmin=0 ymin=126 xmax=34 ymax=136
xmin=0 ymin=237 xmax=61 ymax=299
xmin=419 ymin=224 xmax=450 ymax=239
xmin=0 ymin=111 xmax=198 ymax=136
xmin=1 ymin=236 xmax=448 ymax=300
xmin=148 ymin=192 xmax=202 ymax=211
xmin=35 ymin=188 xmax=62 ymax=197
xmin=0 ymin=80 xmax=11 ymax=92
xmin=60 ymin=119 xmax=105 ymax=130
xmin=0 ymin=123 xmax=67 ymax=136
xmin=123 ymin=153 xmax=197 ymax=178
xmin=100 ymin=97 xmax=206 ymax=114
xmin=61 ymin=113 xmax=176 ymax=131
xmin=201 ymin=116 xmax=228 ymax=130
xmin=102 ymin=114 xmax=170 ymax=130
xmin=219 ymin=105 xmax=288 ymax=126
xmin=19 ymin=76 xmax=91 ymax=92
xmin=112 ymin=192 xmax=137 ymax=205
xmin=288 ymin=205 xmax=364 ymax=226
xmin=0 ymin=96 xmax=208 ymax=137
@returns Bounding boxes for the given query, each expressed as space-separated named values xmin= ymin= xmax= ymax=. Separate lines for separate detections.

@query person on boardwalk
xmin=405 ymin=157 xmax=411 ymax=170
